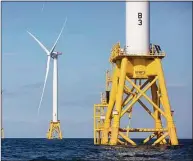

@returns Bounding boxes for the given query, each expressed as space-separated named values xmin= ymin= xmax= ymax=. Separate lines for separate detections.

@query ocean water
xmin=1 ymin=139 xmax=192 ymax=161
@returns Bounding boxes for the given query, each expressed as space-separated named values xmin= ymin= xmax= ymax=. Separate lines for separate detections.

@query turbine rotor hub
xmin=51 ymin=51 xmax=62 ymax=58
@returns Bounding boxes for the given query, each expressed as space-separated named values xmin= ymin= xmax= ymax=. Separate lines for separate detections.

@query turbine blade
xmin=49 ymin=17 xmax=67 ymax=53
xmin=41 ymin=2 xmax=45 ymax=12
xmin=27 ymin=31 xmax=50 ymax=55
xmin=37 ymin=56 xmax=51 ymax=115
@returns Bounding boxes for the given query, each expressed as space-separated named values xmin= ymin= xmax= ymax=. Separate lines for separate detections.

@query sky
xmin=1 ymin=2 xmax=192 ymax=139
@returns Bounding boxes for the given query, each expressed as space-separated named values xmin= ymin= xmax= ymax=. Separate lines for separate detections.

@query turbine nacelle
xmin=51 ymin=51 xmax=63 ymax=58
xmin=55 ymin=51 xmax=62 ymax=55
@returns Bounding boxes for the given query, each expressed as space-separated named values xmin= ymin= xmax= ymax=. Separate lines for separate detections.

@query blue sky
xmin=2 ymin=2 xmax=192 ymax=139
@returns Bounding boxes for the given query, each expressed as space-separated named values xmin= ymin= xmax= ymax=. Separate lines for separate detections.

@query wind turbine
xmin=27 ymin=18 xmax=67 ymax=139
xmin=41 ymin=1 xmax=46 ymax=13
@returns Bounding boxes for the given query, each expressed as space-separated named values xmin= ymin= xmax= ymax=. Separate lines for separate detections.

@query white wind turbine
xmin=27 ymin=18 xmax=67 ymax=124
xmin=41 ymin=1 xmax=46 ymax=12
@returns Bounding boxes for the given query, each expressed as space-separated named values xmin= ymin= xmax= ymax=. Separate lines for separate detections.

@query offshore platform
xmin=93 ymin=2 xmax=179 ymax=146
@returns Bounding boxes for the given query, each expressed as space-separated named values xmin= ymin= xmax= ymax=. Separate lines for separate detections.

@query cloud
xmin=1 ymin=89 xmax=15 ymax=96
xmin=2 ymin=82 xmax=43 ymax=97
xmin=22 ymin=82 xmax=42 ymax=89
xmin=2 ymin=52 xmax=16 ymax=56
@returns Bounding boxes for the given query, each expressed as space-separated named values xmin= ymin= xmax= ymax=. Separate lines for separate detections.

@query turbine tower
xmin=93 ymin=2 xmax=179 ymax=146
xmin=27 ymin=18 xmax=67 ymax=139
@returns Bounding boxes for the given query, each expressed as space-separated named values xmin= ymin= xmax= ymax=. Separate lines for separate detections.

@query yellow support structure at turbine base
xmin=93 ymin=43 xmax=179 ymax=146
xmin=47 ymin=121 xmax=62 ymax=139
xmin=1 ymin=128 xmax=4 ymax=139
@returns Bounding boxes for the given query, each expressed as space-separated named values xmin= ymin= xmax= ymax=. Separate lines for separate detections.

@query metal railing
xmin=110 ymin=43 xmax=166 ymax=62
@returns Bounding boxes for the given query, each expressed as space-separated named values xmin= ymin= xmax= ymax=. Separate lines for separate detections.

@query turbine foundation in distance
xmin=47 ymin=121 xmax=62 ymax=139
xmin=1 ymin=128 xmax=4 ymax=139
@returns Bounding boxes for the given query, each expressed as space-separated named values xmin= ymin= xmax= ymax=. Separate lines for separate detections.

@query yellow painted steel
xmin=143 ymin=133 xmax=156 ymax=144
xmin=121 ymin=77 xmax=159 ymax=117
xmin=117 ymin=138 xmax=125 ymax=145
xmin=47 ymin=121 xmax=62 ymax=139
xmin=106 ymin=70 xmax=112 ymax=91
xmin=152 ymin=132 xmax=169 ymax=146
xmin=110 ymin=58 xmax=127 ymax=145
xmin=151 ymin=82 xmax=167 ymax=144
xmin=94 ymin=91 xmax=108 ymax=144
xmin=93 ymin=43 xmax=179 ymax=146
xmin=1 ymin=91 xmax=4 ymax=139
xmin=94 ymin=103 xmax=108 ymax=144
xmin=1 ymin=128 xmax=4 ymax=139
xmin=102 ymin=66 xmax=119 ymax=144
xmin=119 ymin=132 xmax=136 ymax=146
xmin=123 ymin=128 xmax=167 ymax=132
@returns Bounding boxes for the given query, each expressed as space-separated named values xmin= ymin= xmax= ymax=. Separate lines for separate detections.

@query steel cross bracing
xmin=93 ymin=43 xmax=179 ymax=146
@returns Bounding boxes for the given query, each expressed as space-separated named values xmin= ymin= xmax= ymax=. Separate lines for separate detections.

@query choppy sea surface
xmin=1 ymin=138 xmax=192 ymax=161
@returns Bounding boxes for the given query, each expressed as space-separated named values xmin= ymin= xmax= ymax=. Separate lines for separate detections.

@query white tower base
xmin=53 ymin=57 xmax=58 ymax=122
xmin=47 ymin=55 xmax=62 ymax=139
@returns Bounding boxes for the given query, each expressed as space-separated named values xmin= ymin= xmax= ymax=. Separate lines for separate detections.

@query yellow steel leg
xmin=143 ymin=133 xmax=156 ymax=144
xmin=110 ymin=58 xmax=127 ymax=145
xmin=155 ymin=59 xmax=179 ymax=145
xmin=151 ymin=81 xmax=167 ymax=145
xmin=102 ymin=66 xmax=119 ymax=144
xmin=1 ymin=128 xmax=4 ymax=139
xmin=152 ymin=132 xmax=168 ymax=146
xmin=117 ymin=138 xmax=125 ymax=145
xmin=97 ymin=131 xmax=101 ymax=144
xmin=47 ymin=121 xmax=62 ymax=139
xmin=94 ymin=105 xmax=96 ymax=144
xmin=119 ymin=132 xmax=136 ymax=146
xmin=126 ymin=111 xmax=132 ymax=138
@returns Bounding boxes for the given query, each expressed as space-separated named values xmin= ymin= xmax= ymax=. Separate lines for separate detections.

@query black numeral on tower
xmin=138 ymin=12 xmax=142 ymax=25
